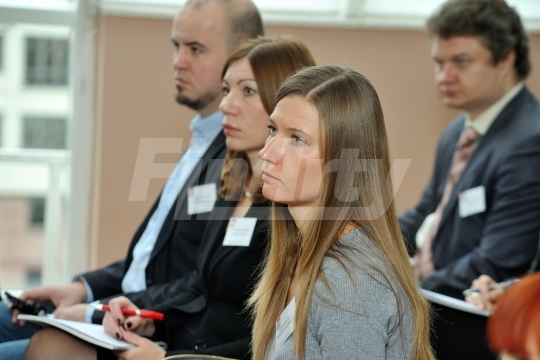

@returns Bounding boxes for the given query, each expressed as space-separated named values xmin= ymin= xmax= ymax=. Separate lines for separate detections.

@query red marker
xmin=91 ymin=304 xmax=164 ymax=321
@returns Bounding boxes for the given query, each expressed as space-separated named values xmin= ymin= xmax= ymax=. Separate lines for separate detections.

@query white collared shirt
xmin=465 ymin=82 xmax=524 ymax=135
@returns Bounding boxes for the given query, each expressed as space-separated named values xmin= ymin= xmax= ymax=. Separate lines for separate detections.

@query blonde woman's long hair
xmin=250 ymin=66 xmax=433 ymax=360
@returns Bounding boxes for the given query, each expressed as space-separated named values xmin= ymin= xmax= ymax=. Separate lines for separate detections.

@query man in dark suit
xmin=0 ymin=0 xmax=264 ymax=358
xmin=399 ymin=0 xmax=540 ymax=299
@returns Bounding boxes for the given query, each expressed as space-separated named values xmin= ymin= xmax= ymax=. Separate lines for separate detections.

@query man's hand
xmin=52 ymin=303 xmax=89 ymax=322
xmin=10 ymin=282 xmax=88 ymax=326
xmin=465 ymin=274 xmax=505 ymax=311
xmin=113 ymin=331 xmax=165 ymax=360
xmin=411 ymin=250 xmax=434 ymax=281
xmin=103 ymin=296 xmax=155 ymax=338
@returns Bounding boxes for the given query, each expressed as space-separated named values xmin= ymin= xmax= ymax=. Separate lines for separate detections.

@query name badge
xmin=187 ymin=183 xmax=217 ymax=215
xmin=459 ymin=185 xmax=486 ymax=218
xmin=222 ymin=217 xmax=257 ymax=247
xmin=275 ymin=297 xmax=296 ymax=353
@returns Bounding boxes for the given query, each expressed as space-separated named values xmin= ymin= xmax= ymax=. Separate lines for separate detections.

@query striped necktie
xmin=413 ymin=126 xmax=480 ymax=280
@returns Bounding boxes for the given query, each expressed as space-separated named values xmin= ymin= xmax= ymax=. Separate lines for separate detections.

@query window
xmin=29 ymin=197 xmax=46 ymax=226
xmin=23 ymin=116 xmax=67 ymax=149
xmin=0 ymin=36 xmax=3 ymax=70
xmin=97 ymin=0 xmax=540 ymax=30
xmin=25 ymin=37 xmax=69 ymax=86
xmin=0 ymin=1 xmax=91 ymax=289
xmin=25 ymin=269 xmax=42 ymax=288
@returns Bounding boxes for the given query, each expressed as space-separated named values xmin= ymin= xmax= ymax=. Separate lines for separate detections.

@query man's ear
xmin=498 ymin=50 xmax=516 ymax=75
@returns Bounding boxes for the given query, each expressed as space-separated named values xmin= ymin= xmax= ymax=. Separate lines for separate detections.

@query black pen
xmin=462 ymin=278 xmax=519 ymax=297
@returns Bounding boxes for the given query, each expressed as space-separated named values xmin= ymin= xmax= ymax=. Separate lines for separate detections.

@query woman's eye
xmin=293 ymin=135 xmax=305 ymax=145
xmin=222 ymin=86 xmax=230 ymax=95
xmin=244 ymin=87 xmax=255 ymax=96
xmin=267 ymin=125 xmax=277 ymax=135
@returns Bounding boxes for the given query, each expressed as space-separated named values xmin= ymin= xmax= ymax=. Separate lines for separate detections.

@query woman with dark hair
xmin=251 ymin=65 xmax=434 ymax=360
xmin=22 ymin=36 xmax=315 ymax=360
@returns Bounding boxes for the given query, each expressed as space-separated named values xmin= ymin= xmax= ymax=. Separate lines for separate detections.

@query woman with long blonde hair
xmin=251 ymin=65 xmax=433 ymax=359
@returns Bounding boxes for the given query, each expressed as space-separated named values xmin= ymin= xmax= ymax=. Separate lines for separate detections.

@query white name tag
xmin=459 ymin=185 xmax=486 ymax=218
xmin=222 ymin=217 xmax=257 ymax=247
xmin=275 ymin=297 xmax=296 ymax=353
xmin=187 ymin=183 xmax=217 ymax=215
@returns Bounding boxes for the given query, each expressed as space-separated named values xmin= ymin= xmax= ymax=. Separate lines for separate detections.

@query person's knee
xmin=23 ymin=328 xmax=61 ymax=359
xmin=29 ymin=327 xmax=57 ymax=340
xmin=24 ymin=328 xmax=96 ymax=360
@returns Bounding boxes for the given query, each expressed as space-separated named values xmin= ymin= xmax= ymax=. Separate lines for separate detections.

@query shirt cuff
xmin=74 ymin=276 xmax=95 ymax=303
xmin=85 ymin=304 xmax=97 ymax=324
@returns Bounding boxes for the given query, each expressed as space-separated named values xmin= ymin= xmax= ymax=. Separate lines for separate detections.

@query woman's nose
xmin=259 ymin=135 xmax=282 ymax=163
xmin=219 ymin=93 xmax=236 ymax=115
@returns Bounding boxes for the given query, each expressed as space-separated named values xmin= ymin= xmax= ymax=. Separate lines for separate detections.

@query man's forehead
xmin=430 ymin=35 xmax=485 ymax=56
xmin=177 ymin=2 xmax=226 ymax=24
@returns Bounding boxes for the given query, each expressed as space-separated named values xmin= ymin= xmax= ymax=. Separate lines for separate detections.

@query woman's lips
xmin=223 ymin=124 xmax=240 ymax=135
xmin=262 ymin=170 xmax=279 ymax=183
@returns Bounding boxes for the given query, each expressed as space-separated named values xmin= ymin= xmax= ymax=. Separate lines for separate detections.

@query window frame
xmin=97 ymin=0 xmax=540 ymax=31
xmin=0 ymin=0 xmax=95 ymax=285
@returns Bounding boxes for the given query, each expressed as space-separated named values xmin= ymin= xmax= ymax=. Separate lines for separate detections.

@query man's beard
xmin=175 ymin=88 xmax=218 ymax=112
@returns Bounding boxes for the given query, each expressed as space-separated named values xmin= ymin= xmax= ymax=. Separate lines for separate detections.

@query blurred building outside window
xmin=25 ymin=37 xmax=69 ymax=86
xmin=0 ymin=21 xmax=70 ymax=290
xmin=23 ymin=116 xmax=67 ymax=149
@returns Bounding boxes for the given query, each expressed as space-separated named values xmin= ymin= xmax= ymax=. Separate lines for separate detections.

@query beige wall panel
xmin=90 ymin=15 xmax=540 ymax=268
xmin=92 ymin=16 xmax=196 ymax=268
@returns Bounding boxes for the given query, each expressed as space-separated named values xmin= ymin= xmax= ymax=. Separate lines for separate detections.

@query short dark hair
xmin=427 ymin=0 xmax=530 ymax=80
xmin=186 ymin=0 xmax=264 ymax=52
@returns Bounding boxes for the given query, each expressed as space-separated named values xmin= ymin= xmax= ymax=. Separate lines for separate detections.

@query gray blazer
xmin=400 ymin=86 xmax=540 ymax=298
xmin=267 ymin=228 xmax=414 ymax=360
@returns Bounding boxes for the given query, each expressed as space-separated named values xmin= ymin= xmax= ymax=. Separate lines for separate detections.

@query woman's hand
xmin=113 ymin=330 xmax=166 ymax=360
xmin=102 ymin=296 xmax=156 ymax=339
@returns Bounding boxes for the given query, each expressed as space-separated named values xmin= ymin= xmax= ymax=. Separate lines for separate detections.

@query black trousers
xmin=429 ymin=301 xmax=497 ymax=360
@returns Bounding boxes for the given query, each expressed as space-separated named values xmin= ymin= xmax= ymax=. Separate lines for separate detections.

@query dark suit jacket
xmin=81 ymin=132 xmax=227 ymax=320
xmin=399 ymin=86 xmax=540 ymax=298
xmin=150 ymin=198 xmax=270 ymax=360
